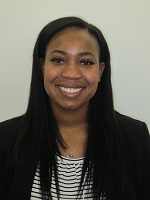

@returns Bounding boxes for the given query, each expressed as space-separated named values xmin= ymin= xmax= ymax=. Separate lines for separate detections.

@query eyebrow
xmin=49 ymin=50 xmax=96 ymax=58
xmin=50 ymin=50 xmax=67 ymax=55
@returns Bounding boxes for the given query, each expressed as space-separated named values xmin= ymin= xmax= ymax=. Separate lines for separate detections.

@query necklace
xmin=63 ymin=133 xmax=86 ymax=158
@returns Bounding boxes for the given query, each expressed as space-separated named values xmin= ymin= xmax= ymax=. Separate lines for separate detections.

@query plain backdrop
xmin=0 ymin=0 xmax=149 ymax=130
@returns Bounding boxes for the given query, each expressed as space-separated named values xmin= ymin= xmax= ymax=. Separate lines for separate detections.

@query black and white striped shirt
xmin=31 ymin=155 xmax=106 ymax=199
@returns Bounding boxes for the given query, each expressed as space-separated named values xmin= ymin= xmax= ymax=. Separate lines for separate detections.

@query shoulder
xmin=116 ymin=112 xmax=147 ymax=130
xmin=0 ymin=116 xmax=23 ymax=149
xmin=0 ymin=116 xmax=22 ymax=128
xmin=116 ymin=112 xmax=149 ymax=151
xmin=116 ymin=112 xmax=149 ymax=135
xmin=0 ymin=116 xmax=23 ymax=136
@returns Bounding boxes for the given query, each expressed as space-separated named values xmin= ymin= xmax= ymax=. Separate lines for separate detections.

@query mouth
xmin=59 ymin=86 xmax=83 ymax=94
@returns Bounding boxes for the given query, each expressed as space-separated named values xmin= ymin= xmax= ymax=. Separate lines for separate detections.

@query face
xmin=42 ymin=27 xmax=105 ymax=112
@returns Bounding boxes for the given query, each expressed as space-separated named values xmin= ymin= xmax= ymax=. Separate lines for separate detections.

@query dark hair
xmin=14 ymin=17 xmax=124 ymax=199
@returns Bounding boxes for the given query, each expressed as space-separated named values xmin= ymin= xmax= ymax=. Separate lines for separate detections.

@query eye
xmin=81 ymin=60 xmax=95 ymax=66
xmin=51 ymin=58 xmax=64 ymax=64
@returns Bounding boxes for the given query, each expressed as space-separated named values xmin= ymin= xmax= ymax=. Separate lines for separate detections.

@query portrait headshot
xmin=0 ymin=1 xmax=150 ymax=200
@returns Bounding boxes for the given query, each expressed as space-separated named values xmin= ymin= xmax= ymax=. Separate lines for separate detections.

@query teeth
xmin=59 ymin=86 xmax=82 ymax=93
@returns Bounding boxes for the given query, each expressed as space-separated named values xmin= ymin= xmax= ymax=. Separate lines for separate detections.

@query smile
xmin=59 ymin=86 xmax=82 ymax=93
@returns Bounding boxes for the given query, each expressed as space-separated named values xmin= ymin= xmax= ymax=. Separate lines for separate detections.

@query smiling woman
xmin=42 ymin=27 xmax=104 ymax=112
xmin=0 ymin=17 xmax=150 ymax=200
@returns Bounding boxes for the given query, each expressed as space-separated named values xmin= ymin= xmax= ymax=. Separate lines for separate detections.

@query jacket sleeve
xmin=117 ymin=113 xmax=150 ymax=199
xmin=0 ymin=117 xmax=21 ymax=199
xmin=142 ymin=123 xmax=150 ymax=199
xmin=0 ymin=140 xmax=6 ymax=198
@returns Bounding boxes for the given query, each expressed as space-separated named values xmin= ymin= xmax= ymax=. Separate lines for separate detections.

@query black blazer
xmin=0 ymin=114 xmax=150 ymax=200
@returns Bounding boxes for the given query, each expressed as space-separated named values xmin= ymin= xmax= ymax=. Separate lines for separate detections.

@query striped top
xmin=31 ymin=155 xmax=106 ymax=199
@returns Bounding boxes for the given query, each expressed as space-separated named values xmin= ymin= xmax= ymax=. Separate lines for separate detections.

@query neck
xmin=51 ymin=104 xmax=89 ymax=158
xmin=52 ymin=105 xmax=88 ymax=135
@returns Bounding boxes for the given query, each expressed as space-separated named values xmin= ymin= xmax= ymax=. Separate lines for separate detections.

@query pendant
xmin=67 ymin=154 xmax=73 ymax=158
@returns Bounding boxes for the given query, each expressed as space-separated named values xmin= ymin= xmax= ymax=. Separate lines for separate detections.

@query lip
xmin=59 ymin=86 xmax=83 ymax=93
xmin=56 ymin=84 xmax=85 ymax=98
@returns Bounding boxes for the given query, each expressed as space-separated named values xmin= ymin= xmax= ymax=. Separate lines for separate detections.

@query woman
xmin=0 ymin=16 xmax=150 ymax=200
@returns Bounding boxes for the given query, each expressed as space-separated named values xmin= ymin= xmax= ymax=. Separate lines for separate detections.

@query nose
xmin=61 ymin=63 xmax=82 ymax=79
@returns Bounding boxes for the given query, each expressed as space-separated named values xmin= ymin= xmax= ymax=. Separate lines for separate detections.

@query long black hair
xmin=14 ymin=16 xmax=124 ymax=199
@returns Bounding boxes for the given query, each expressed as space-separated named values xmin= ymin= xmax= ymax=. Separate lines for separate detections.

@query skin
xmin=42 ymin=27 xmax=105 ymax=158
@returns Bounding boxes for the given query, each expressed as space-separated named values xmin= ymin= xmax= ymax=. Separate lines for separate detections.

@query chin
xmin=60 ymin=102 xmax=89 ymax=111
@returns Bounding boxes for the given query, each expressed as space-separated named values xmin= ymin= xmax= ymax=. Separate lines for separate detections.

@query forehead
xmin=46 ymin=27 xmax=100 ymax=55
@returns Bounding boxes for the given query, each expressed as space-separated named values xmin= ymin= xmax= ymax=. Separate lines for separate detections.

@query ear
xmin=98 ymin=62 xmax=105 ymax=81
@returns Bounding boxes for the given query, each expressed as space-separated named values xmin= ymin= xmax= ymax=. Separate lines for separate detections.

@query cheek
xmin=43 ymin=68 xmax=57 ymax=82
xmin=43 ymin=72 xmax=50 ymax=88
xmin=43 ymin=69 xmax=54 ymax=93
xmin=86 ymin=69 xmax=100 ymax=85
